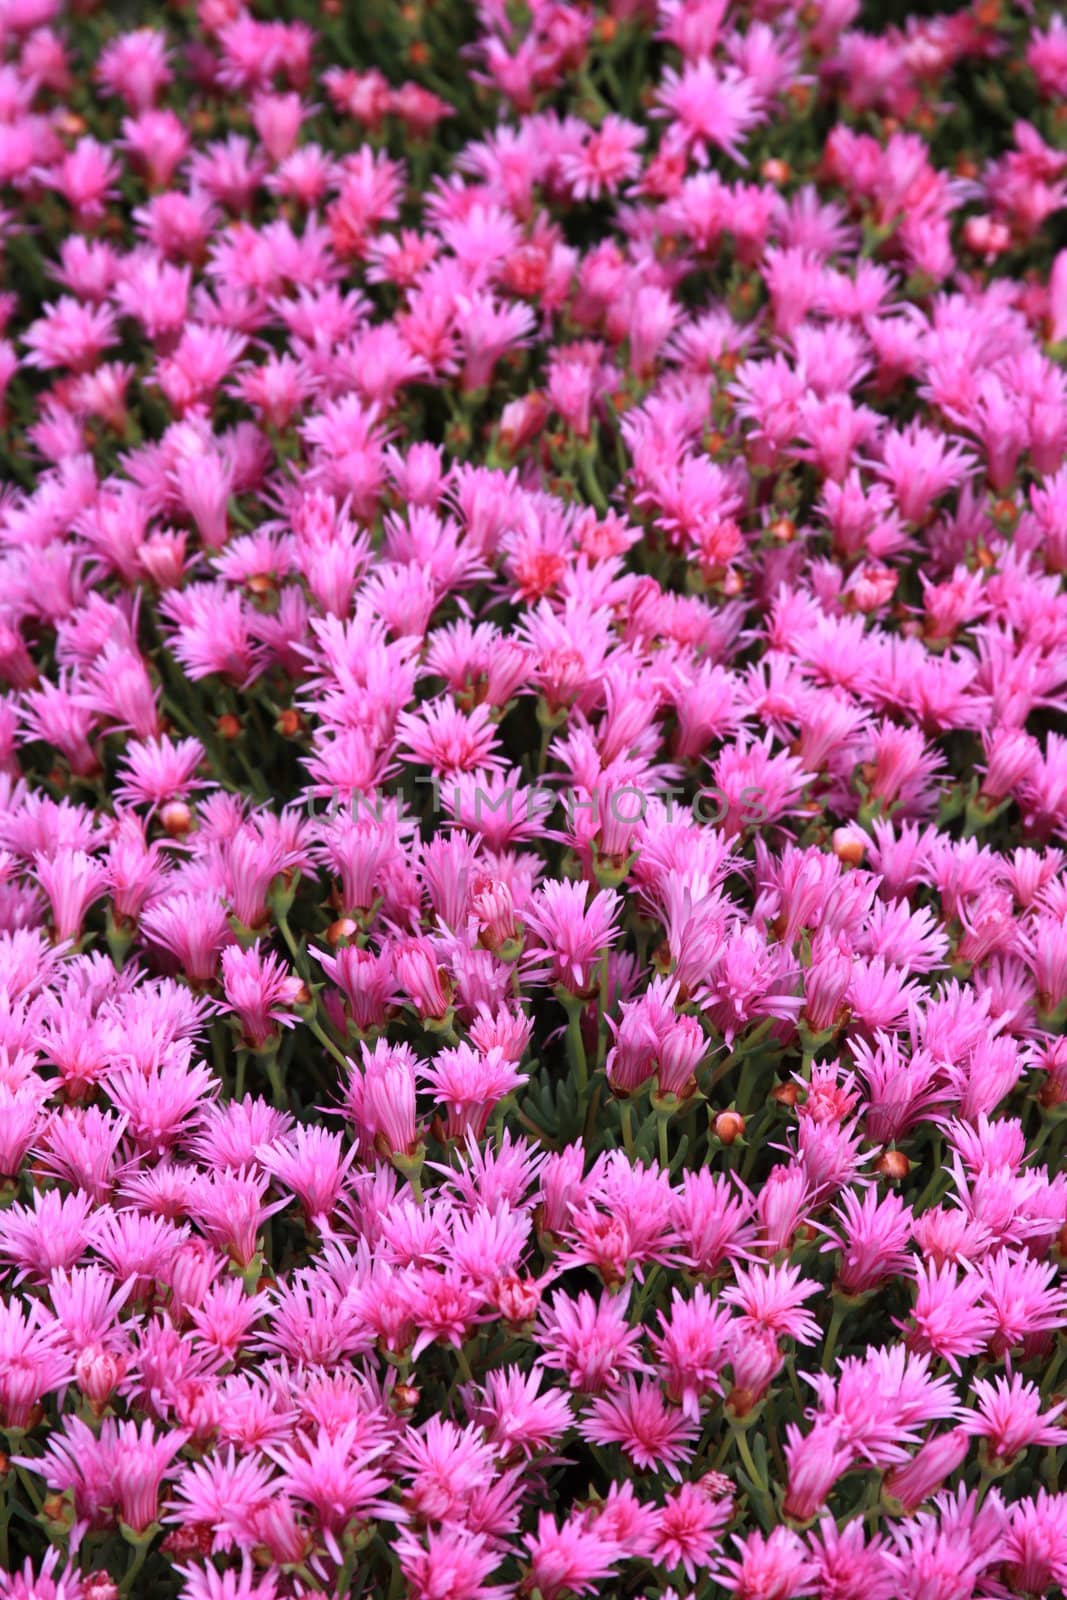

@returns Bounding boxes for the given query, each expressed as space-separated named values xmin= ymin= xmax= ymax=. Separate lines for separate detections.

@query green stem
xmin=577 ymin=446 xmax=608 ymax=512
xmin=731 ymin=1424 xmax=775 ymax=1529
xmin=1031 ymin=1118 xmax=1054 ymax=1159
xmin=275 ymin=911 xmax=308 ymax=977
xmin=566 ymin=1005 xmax=589 ymax=1095
xmin=767 ymin=1412 xmax=787 ymax=1482
xmin=14 ymin=1466 xmax=41 ymax=1513
xmin=119 ymin=1539 xmax=151 ymax=1597
xmin=912 ymin=1135 xmax=946 ymax=1213
xmin=1042 ymin=1443 xmax=1062 ymax=1490
xmin=631 ymin=1263 xmax=662 ymax=1322
xmin=211 ymin=1017 xmax=228 ymax=1079
xmin=620 ymin=1101 xmax=635 ymax=1160
xmin=455 ymin=1342 xmax=474 ymax=1384
xmin=582 ymin=1079 xmax=603 ymax=1146
xmin=596 ymin=951 xmax=611 ymax=1072
xmin=536 ymin=717 xmax=553 ymax=779
xmin=740 ymin=1108 xmax=770 ymax=1184
xmin=306 ymin=1015 xmax=352 ymax=1073
xmin=785 ymin=1353 xmax=805 ymax=1412
xmin=822 ymin=1300 xmax=847 ymax=1374
xmin=734 ymin=1426 xmax=763 ymax=1485
xmin=1041 ymin=1340 xmax=1067 ymax=1400
xmin=276 ymin=911 xmax=349 ymax=1075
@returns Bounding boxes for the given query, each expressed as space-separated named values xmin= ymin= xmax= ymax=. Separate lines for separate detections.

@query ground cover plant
xmin=0 ymin=0 xmax=1067 ymax=1595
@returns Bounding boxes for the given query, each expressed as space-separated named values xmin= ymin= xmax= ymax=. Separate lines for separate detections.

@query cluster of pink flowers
xmin=0 ymin=0 xmax=1066 ymax=1596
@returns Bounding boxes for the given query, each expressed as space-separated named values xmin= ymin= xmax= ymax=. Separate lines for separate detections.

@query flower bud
xmin=84 ymin=1579 xmax=120 ymax=1600
xmin=883 ymin=1428 xmax=970 ymax=1514
xmin=76 ymin=1343 xmax=125 ymax=1411
xmin=714 ymin=1110 xmax=745 ymax=1144
xmin=392 ymin=1383 xmax=419 ymax=1414
xmin=494 ymin=1272 xmax=542 ymax=1326
xmin=160 ymin=799 xmax=193 ymax=838
xmin=876 ymin=1150 xmax=910 ymax=1180
xmin=832 ymin=826 xmax=866 ymax=867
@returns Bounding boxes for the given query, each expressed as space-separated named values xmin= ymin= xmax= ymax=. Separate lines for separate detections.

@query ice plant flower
xmin=0 ymin=4 xmax=1063 ymax=1597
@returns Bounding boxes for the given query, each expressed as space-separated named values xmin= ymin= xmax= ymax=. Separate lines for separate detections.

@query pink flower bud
xmin=76 ymin=1343 xmax=125 ymax=1410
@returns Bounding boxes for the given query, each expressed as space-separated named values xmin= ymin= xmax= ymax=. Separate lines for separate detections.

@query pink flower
xmin=905 ymin=1261 xmax=996 ymax=1375
xmin=345 ymin=1038 xmax=420 ymax=1159
xmin=651 ymin=1285 xmax=732 ymax=1420
xmin=524 ymin=1511 xmax=623 ymax=1600
xmin=877 ymin=424 xmax=978 ymax=526
xmin=960 ymin=1374 xmax=1067 ymax=1465
xmin=33 ymin=848 xmax=109 ymax=942
xmin=782 ymin=1416 xmax=854 ymax=1522
xmin=266 ymin=1424 xmax=396 ymax=1562
xmin=537 ymin=1286 xmax=646 ymax=1395
xmin=722 ymin=1262 xmax=821 ymax=1346
xmin=562 ymin=116 xmax=644 ymax=201
xmin=580 ymin=1378 xmax=700 ymax=1479
xmin=221 ymin=943 xmax=304 ymax=1050
xmin=655 ymin=62 xmax=765 ymax=165
xmin=718 ymin=1525 xmax=819 ymax=1599
xmin=829 ymin=1186 xmax=913 ymax=1298
xmin=397 ymin=700 xmax=504 ymax=777
xmin=0 ymin=1299 xmax=71 ymax=1430
xmin=454 ymin=294 xmax=535 ymax=393
xmin=883 ymin=1428 xmax=972 ymax=1514
xmin=96 ymin=28 xmax=172 ymax=109
xmin=653 ymin=1479 xmax=733 ymax=1580
xmin=525 ymin=878 xmax=622 ymax=996
xmin=396 ymin=1527 xmax=508 ymax=1600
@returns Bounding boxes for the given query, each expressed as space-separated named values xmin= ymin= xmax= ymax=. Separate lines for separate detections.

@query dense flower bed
xmin=0 ymin=0 xmax=1067 ymax=1596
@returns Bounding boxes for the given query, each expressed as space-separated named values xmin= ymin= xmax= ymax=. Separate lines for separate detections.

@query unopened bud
xmin=991 ymin=497 xmax=1019 ymax=531
xmin=832 ymin=827 xmax=866 ymax=867
xmin=76 ymin=1343 xmax=124 ymax=1409
xmin=41 ymin=1493 xmax=69 ymax=1528
xmin=714 ymin=1110 xmax=746 ymax=1145
xmin=876 ymin=1150 xmax=910 ymax=1180
xmin=217 ymin=714 xmax=241 ymax=740
xmin=494 ymin=1272 xmax=542 ymax=1325
xmin=160 ymin=800 xmax=193 ymax=838
xmin=393 ymin=1382 xmax=419 ymax=1413
xmin=160 ymin=1528 xmax=211 ymax=1558
xmin=700 ymin=1470 xmax=734 ymax=1500
xmin=326 ymin=917 xmax=358 ymax=947
xmin=84 ymin=1578 xmax=120 ymax=1600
